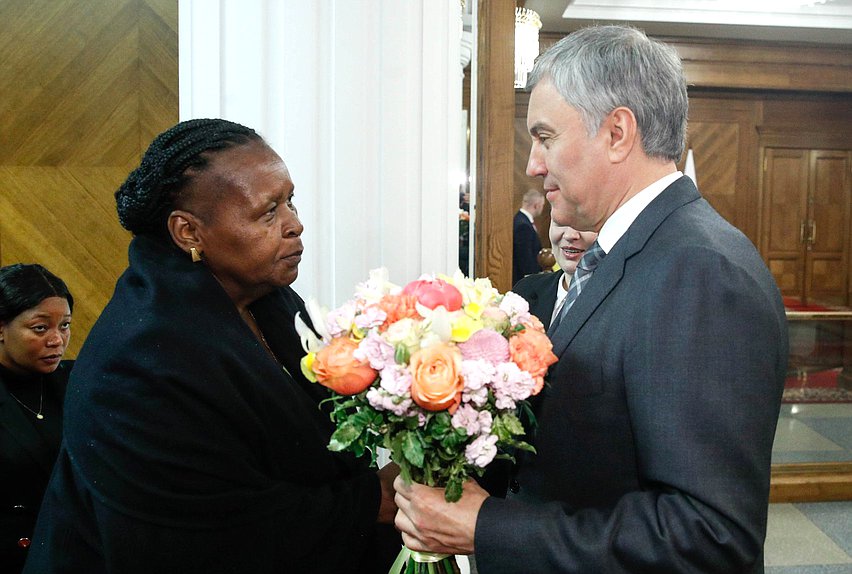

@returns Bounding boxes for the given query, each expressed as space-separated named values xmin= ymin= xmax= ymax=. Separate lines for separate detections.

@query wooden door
xmin=762 ymin=148 xmax=810 ymax=302
xmin=762 ymin=148 xmax=851 ymax=307
xmin=807 ymin=151 xmax=851 ymax=306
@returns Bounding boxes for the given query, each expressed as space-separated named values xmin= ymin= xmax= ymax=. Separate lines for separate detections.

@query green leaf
xmin=328 ymin=421 xmax=361 ymax=451
xmin=394 ymin=344 xmax=410 ymax=364
xmin=402 ymin=431 xmax=425 ymax=467
xmin=444 ymin=477 xmax=463 ymax=503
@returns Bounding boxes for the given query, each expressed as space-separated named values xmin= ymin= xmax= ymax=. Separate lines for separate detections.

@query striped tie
xmin=547 ymin=241 xmax=606 ymax=336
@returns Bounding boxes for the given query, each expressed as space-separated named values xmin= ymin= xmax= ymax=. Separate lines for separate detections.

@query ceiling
xmin=523 ymin=0 xmax=852 ymax=44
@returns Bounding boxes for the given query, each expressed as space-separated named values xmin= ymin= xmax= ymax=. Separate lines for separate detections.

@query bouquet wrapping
xmin=296 ymin=269 xmax=557 ymax=573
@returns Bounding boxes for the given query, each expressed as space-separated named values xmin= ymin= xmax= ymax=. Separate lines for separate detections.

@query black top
xmin=0 ymin=361 xmax=70 ymax=573
xmin=25 ymin=236 xmax=396 ymax=574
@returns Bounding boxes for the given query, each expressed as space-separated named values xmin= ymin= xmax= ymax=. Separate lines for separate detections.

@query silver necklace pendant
xmin=36 ymin=413 xmax=44 ymax=420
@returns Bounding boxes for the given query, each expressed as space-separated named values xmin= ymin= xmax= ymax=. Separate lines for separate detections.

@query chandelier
xmin=514 ymin=7 xmax=542 ymax=89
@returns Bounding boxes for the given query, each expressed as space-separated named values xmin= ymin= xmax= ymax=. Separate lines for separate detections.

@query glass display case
xmin=771 ymin=305 xmax=852 ymax=501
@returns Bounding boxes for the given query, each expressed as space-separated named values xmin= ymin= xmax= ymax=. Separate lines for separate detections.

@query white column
xmin=179 ymin=0 xmax=463 ymax=306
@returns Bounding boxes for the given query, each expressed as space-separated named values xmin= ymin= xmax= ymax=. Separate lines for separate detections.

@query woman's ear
xmin=605 ymin=106 xmax=638 ymax=163
xmin=167 ymin=210 xmax=202 ymax=257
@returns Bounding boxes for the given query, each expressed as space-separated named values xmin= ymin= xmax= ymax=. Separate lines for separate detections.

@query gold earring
xmin=190 ymin=247 xmax=202 ymax=263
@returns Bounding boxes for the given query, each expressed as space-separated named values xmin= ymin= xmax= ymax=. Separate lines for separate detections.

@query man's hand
xmin=393 ymin=476 xmax=488 ymax=555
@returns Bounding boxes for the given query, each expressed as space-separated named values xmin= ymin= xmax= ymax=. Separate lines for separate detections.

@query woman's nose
xmin=282 ymin=211 xmax=304 ymax=238
xmin=45 ymin=330 xmax=63 ymax=347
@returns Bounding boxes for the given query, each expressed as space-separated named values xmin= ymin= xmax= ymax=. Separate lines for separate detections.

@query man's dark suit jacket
xmin=513 ymin=211 xmax=542 ymax=285
xmin=476 ymin=176 xmax=788 ymax=574
xmin=0 ymin=361 xmax=69 ymax=572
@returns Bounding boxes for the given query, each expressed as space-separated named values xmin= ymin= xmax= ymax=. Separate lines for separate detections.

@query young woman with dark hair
xmin=0 ymin=263 xmax=73 ymax=572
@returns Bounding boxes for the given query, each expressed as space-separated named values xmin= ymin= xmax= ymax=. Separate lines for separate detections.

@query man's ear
xmin=167 ymin=210 xmax=203 ymax=257
xmin=605 ymin=106 xmax=638 ymax=163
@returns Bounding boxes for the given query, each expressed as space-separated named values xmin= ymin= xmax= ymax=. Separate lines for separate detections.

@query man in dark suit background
xmin=512 ymin=189 xmax=545 ymax=285
xmin=394 ymin=25 xmax=787 ymax=574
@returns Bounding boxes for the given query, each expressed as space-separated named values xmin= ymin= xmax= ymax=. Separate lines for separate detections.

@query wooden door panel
xmin=763 ymin=148 xmax=809 ymax=299
xmin=809 ymin=153 xmax=851 ymax=254
xmin=806 ymin=151 xmax=851 ymax=306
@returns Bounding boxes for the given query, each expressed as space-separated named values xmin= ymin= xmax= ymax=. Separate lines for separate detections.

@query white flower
xmin=499 ymin=292 xmax=532 ymax=326
xmin=355 ymin=267 xmax=400 ymax=304
xmin=384 ymin=318 xmax=422 ymax=353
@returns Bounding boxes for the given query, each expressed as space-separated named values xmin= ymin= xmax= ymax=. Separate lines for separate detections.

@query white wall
xmin=179 ymin=0 xmax=464 ymax=306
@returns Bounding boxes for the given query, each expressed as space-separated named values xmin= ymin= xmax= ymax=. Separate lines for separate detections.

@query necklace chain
xmin=247 ymin=310 xmax=292 ymax=378
xmin=8 ymin=378 xmax=45 ymax=420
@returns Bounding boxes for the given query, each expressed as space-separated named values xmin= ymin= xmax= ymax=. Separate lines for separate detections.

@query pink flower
xmin=491 ymin=362 xmax=536 ymax=410
xmin=461 ymin=359 xmax=494 ymax=407
xmin=465 ymin=434 xmax=498 ymax=468
xmin=326 ymin=301 xmax=358 ymax=337
xmin=451 ymin=404 xmax=493 ymax=436
xmin=354 ymin=305 xmax=387 ymax=331
xmin=402 ymin=278 xmax=463 ymax=311
xmin=458 ymin=329 xmax=510 ymax=364
xmin=354 ymin=332 xmax=395 ymax=370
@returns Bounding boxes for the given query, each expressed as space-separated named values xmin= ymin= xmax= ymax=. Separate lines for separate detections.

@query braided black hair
xmin=0 ymin=263 xmax=74 ymax=323
xmin=115 ymin=118 xmax=263 ymax=237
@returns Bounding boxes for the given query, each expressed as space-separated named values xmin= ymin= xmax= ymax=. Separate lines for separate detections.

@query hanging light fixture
xmin=514 ymin=7 xmax=542 ymax=89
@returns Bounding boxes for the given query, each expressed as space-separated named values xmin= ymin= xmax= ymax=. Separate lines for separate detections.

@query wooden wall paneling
xmin=670 ymin=39 xmax=852 ymax=93
xmin=139 ymin=0 xmax=179 ymax=150
xmin=0 ymin=167 xmax=132 ymax=355
xmin=0 ymin=0 xmax=178 ymax=357
xmin=474 ymin=0 xmax=515 ymax=293
xmin=682 ymin=96 xmax=761 ymax=244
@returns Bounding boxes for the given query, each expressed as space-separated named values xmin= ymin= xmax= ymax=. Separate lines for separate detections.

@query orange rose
xmin=378 ymin=294 xmax=420 ymax=330
xmin=409 ymin=343 xmax=464 ymax=412
xmin=313 ymin=337 xmax=377 ymax=395
xmin=509 ymin=328 xmax=558 ymax=395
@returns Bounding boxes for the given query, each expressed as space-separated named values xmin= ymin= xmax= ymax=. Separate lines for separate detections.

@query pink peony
xmin=402 ymin=278 xmax=463 ymax=311
xmin=458 ymin=329 xmax=510 ymax=364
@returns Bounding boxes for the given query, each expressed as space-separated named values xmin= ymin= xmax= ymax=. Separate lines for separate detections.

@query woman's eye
xmin=31 ymin=325 xmax=47 ymax=333
xmin=60 ymin=322 xmax=71 ymax=330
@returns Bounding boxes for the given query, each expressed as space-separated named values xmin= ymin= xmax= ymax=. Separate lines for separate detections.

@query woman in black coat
xmin=0 ymin=264 xmax=73 ymax=572
xmin=25 ymin=119 xmax=400 ymax=574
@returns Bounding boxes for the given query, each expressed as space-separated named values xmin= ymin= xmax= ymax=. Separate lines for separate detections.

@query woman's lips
xmin=561 ymin=246 xmax=585 ymax=261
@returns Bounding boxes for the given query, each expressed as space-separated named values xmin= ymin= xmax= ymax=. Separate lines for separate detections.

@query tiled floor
xmin=766 ymin=402 xmax=852 ymax=572
xmin=773 ymin=403 xmax=852 ymax=465
xmin=765 ymin=501 xmax=852 ymax=573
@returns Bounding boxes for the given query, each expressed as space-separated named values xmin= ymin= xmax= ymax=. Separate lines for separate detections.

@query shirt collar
xmin=597 ymin=171 xmax=683 ymax=254
xmin=519 ymin=208 xmax=535 ymax=223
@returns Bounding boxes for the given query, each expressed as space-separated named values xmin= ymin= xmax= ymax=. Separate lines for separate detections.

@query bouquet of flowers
xmin=296 ymin=269 xmax=557 ymax=573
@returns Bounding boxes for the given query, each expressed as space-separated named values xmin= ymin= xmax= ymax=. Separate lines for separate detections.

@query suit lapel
xmin=0 ymin=382 xmax=55 ymax=474
xmin=549 ymin=176 xmax=701 ymax=357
